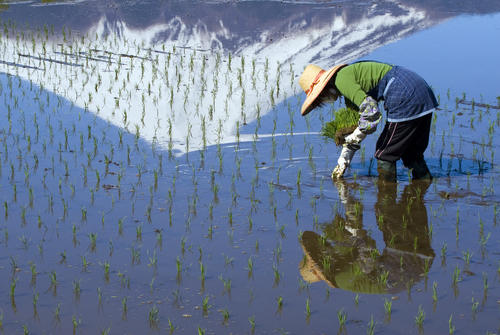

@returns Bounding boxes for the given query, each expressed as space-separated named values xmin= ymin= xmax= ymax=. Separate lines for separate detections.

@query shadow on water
xmin=300 ymin=180 xmax=434 ymax=295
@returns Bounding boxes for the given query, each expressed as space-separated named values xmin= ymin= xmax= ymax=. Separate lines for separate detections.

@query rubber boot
xmin=408 ymin=159 xmax=432 ymax=180
xmin=377 ymin=159 xmax=397 ymax=183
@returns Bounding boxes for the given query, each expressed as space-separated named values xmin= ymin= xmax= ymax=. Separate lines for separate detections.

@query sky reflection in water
xmin=365 ymin=12 xmax=500 ymax=101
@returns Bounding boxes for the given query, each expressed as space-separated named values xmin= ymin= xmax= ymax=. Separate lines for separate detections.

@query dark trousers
xmin=374 ymin=113 xmax=432 ymax=166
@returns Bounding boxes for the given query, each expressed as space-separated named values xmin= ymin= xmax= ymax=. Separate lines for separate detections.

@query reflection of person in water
xmin=299 ymin=61 xmax=437 ymax=180
xmin=300 ymin=179 xmax=434 ymax=294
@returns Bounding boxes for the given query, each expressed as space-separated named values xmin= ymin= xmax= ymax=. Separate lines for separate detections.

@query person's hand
xmin=344 ymin=127 xmax=366 ymax=145
xmin=331 ymin=143 xmax=360 ymax=179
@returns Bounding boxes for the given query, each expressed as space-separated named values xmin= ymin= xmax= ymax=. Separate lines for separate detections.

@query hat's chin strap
xmin=305 ymin=70 xmax=325 ymax=96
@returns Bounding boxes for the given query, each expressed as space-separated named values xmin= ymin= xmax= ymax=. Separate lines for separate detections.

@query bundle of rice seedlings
xmin=321 ymin=107 xmax=359 ymax=146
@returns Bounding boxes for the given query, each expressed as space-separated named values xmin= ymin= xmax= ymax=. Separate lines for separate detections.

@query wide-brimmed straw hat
xmin=299 ymin=64 xmax=347 ymax=116
xmin=299 ymin=231 xmax=337 ymax=288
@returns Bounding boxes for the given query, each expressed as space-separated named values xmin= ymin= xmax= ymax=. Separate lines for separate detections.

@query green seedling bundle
xmin=321 ymin=107 xmax=359 ymax=145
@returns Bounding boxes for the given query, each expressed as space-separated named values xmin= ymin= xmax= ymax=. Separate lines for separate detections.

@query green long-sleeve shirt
xmin=334 ymin=62 xmax=393 ymax=109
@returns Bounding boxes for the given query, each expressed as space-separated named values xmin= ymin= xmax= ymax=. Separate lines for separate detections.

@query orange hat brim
xmin=299 ymin=231 xmax=337 ymax=289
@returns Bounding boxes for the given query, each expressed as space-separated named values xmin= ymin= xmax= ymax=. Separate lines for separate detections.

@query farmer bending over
xmin=299 ymin=61 xmax=437 ymax=181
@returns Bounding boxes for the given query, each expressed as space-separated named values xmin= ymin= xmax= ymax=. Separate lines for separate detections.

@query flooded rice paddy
xmin=0 ymin=1 xmax=499 ymax=334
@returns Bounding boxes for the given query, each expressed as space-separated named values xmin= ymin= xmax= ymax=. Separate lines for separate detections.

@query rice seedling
xmin=19 ymin=235 xmax=29 ymax=249
xmin=423 ymin=258 xmax=431 ymax=277
xmin=337 ymin=308 xmax=347 ymax=328
xmin=147 ymin=250 xmax=157 ymax=269
xmin=49 ymin=270 xmax=57 ymax=288
xmin=53 ymin=303 xmax=61 ymax=322
xmin=217 ymin=308 xmax=229 ymax=325
xmin=59 ymin=250 xmax=67 ymax=264
xmin=452 ymin=265 xmax=461 ymax=286
xmin=131 ymin=247 xmax=140 ymax=264
xmin=9 ymin=277 xmax=17 ymax=299
xmin=29 ymin=262 xmax=37 ymax=283
xmin=224 ymin=254 xmax=234 ymax=267
xmin=448 ymin=314 xmax=455 ymax=334
xmin=273 ymin=264 xmax=281 ymax=285
xmin=432 ymin=281 xmax=438 ymax=303
xmin=248 ymin=315 xmax=255 ymax=332
xmin=219 ymin=275 xmax=232 ymax=294
xmin=103 ymin=261 xmax=110 ymax=281
xmin=414 ymin=305 xmax=425 ymax=330
xmin=148 ymin=305 xmax=160 ymax=327
xmin=471 ymin=297 xmax=479 ymax=319
xmin=72 ymin=315 xmax=81 ymax=334
xmin=167 ymin=319 xmax=175 ymax=334
xmin=378 ymin=270 xmax=389 ymax=286
xmin=462 ymin=249 xmax=472 ymax=266
xmin=202 ymin=296 xmax=211 ymax=315
xmin=176 ymin=257 xmax=182 ymax=279
xmin=482 ymin=272 xmax=488 ymax=293
xmin=89 ymin=232 xmax=97 ymax=251
xmin=367 ymin=315 xmax=375 ymax=335
xmin=384 ymin=298 xmax=392 ymax=319
xmin=246 ymin=256 xmax=254 ymax=277
xmin=270 ymin=295 xmax=282 ymax=313
xmin=72 ymin=279 xmax=81 ymax=298
xmin=441 ymin=243 xmax=447 ymax=265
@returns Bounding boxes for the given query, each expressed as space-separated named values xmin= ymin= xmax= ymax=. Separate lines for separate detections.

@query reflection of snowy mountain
xmin=0 ymin=1 xmax=499 ymax=152
xmin=2 ymin=1 xmax=500 ymax=49
xmin=87 ymin=1 xmax=432 ymax=67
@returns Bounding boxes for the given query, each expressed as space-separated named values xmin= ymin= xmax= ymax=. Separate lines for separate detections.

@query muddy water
xmin=0 ymin=1 xmax=500 ymax=334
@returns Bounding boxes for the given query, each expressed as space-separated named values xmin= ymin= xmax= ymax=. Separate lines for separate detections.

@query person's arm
xmin=357 ymin=96 xmax=381 ymax=135
xmin=336 ymin=66 xmax=382 ymax=136
xmin=331 ymin=67 xmax=382 ymax=178
xmin=332 ymin=98 xmax=382 ymax=178
xmin=331 ymin=143 xmax=360 ymax=179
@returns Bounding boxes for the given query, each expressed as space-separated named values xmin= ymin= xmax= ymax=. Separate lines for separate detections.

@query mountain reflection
xmin=1 ymin=1 xmax=499 ymax=151
xmin=1 ymin=1 xmax=500 ymax=61
xmin=300 ymin=180 xmax=434 ymax=294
